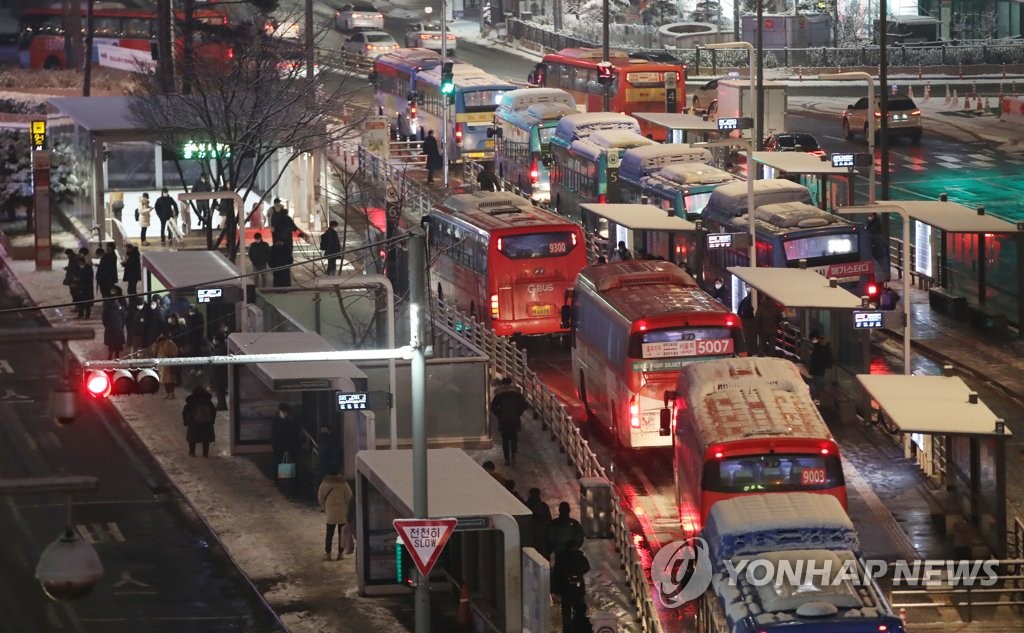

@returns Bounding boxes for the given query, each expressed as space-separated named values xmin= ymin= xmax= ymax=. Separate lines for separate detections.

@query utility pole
xmin=441 ymin=0 xmax=450 ymax=188
xmin=601 ymin=0 xmax=610 ymax=112
xmin=82 ymin=0 xmax=94 ymax=96
xmin=878 ymin=0 xmax=890 ymax=201
xmin=408 ymin=230 xmax=429 ymax=633
xmin=156 ymin=0 xmax=175 ymax=93
xmin=755 ymin=0 xmax=764 ymax=150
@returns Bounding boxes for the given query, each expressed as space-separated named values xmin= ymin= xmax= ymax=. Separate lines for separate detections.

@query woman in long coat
xmin=102 ymin=287 xmax=127 ymax=359
xmin=138 ymin=193 xmax=153 ymax=245
xmin=152 ymin=332 xmax=179 ymax=399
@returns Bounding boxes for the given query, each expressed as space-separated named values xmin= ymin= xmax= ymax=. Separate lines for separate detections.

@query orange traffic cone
xmin=457 ymin=582 xmax=471 ymax=631
xmin=963 ymin=95 xmax=972 ymax=111
xmin=977 ymin=96 xmax=985 ymax=113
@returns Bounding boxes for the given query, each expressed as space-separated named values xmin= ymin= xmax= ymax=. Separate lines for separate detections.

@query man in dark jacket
xmin=73 ymin=253 xmax=95 ymax=319
xmin=209 ymin=332 xmax=228 ymax=410
xmin=421 ymin=130 xmax=442 ymax=183
xmin=269 ymin=239 xmax=293 ymax=287
xmin=213 ymin=182 xmax=238 ymax=261
xmin=185 ymin=304 xmax=206 ymax=356
xmin=182 ymin=386 xmax=217 ymax=457
xmin=192 ymin=174 xmax=212 ymax=229
xmin=548 ymin=501 xmax=585 ymax=560
xmin=808 ymin=331 xmax=834 ymax=402
xmin=271 ymin=402 xmax=301 ymax=485
xmin=489 ymin=377 xmax=530 ymax=465
xmin=525 ymin=488 xmax=553 ymax=558
xmin=122 ymin=244 xmax=142 ymax=297
xmin=95 ymin=242 xmax=119 ymax=297
xmin=155 ymin=188 xmax=179 ymax=245
xmin=248 ymin=232 xmax=271 ymax=288
xmin=476 ymin=164 xmax=500 ymax=192
xmin=552 ymin=542 xmax=591 ymax=632
xmin=319 ymin=220 xmax=342 ymax=275
xmin=270 ymin=205 xmax=303 ymax=257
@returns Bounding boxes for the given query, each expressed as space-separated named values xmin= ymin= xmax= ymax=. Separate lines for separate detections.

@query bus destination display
xmin=336 ymin=392 xmax=369 ymax=411
xmin=853 ymin=310 xmax=884 ymax=329
xmin=707 ymin=233 xmax=733 ymax=249
xmin=197 ymin=288 xmax=223 ymax=303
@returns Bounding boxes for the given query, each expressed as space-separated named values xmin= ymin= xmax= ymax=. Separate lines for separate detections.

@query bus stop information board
xmin=393 ymin=518 xmax=457 ymax=577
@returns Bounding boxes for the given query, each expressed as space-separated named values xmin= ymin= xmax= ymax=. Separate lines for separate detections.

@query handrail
xmin=890 ymin=559 xmax=1024 ymax=621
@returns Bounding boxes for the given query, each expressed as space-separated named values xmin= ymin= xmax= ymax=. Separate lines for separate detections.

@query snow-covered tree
xmin=573 ymin=0 xmax=631 ymax=22
xmin=648 ymin=0 xmax=680 ymax=25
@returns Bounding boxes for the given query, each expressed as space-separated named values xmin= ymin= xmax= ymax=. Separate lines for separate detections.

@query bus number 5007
xmin=695 ymin=339 xmax=733 ymax=356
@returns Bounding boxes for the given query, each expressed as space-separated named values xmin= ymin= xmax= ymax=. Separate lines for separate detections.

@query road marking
xmin=0 ymin=359 xmax=12 ymax=373
xmin=75 ymin=522 xmax=126 ymax=544
xmin=112 ymin=570 xmax=150 ymax=589
xmin=106 ymin=522 xmax=126 ymax=543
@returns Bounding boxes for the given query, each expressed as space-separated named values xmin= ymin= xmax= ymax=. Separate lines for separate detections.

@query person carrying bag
xmin=277 ymin=452 xmax=297 ymax=481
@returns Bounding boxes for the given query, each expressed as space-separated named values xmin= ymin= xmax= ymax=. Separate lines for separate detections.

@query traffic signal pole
xmin=441 ymin=1 xmax=449 ymax=188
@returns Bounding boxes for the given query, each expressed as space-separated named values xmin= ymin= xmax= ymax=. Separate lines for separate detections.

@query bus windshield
xmin=464 ymin=88 xmax=510 ymax=111
xmin=703 ymin=453 xmax=844 ymax=494
xmin=498 ymin=232 xmax=577 ymax=259
xmin=631 ymin=327 xmax=734 ymax=359
xmin=539 ymin=126 xmax=558 ymax=145
xmin=783 ymin=234 xmax=859 ymax=265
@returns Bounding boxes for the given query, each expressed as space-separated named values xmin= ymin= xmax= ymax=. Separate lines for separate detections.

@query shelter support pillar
xmin=94 ymin=139 xmax=106 ymax=243
xmin=977 ymin=232 xmax=986 ymax=306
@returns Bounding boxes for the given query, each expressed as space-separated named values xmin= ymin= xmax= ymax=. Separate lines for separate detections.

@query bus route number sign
xmin=642 ymin=338 xmax=734 ymax=359
xmin=801 ymin=468 xmax=827 ymax=486
xmin=707 ymin=233 xmax=733 ymax=249
xmin=853 ymin=310 xmax=883 ymax=329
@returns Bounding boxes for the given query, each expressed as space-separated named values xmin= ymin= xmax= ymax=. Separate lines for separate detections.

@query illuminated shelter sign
xmin=181 ymin=142 xmax=231 ymax=160
xmin=31 ymin=120 xmax=46 ymax=151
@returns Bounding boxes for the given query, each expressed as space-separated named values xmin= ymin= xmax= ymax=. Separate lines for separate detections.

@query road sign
xmin=393 ymin=518 xmax=457 ymax=578
xmin=385 ymin=179 xmax=400 ymax=204
xmin=31 ymin=120 xmax=46 ymax=151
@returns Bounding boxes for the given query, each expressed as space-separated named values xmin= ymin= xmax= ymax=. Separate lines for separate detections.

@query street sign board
xmin=853 ymin=310 xmax=884 ymax=329
xmin=31 ymin=120 xmax=46 ymax=151
xmin=393 ymin=518 xmax=457 ymax=578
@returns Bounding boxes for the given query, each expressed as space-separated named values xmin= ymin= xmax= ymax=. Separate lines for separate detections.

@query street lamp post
xmin=440 ymin=1 xmax=450 ymax=188
xmin=820 ymin=72 xmax=875 ymax=204
xmin=703 ymin=42 xmax=757 ymax=147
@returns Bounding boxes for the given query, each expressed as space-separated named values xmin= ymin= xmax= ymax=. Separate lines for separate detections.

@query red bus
xmin=17 ymin=5 xmax=229 ymax=70
xmin=565 ymin=260 xmax=744 ymax=449
xmin=533 ymin=48 xmax=686 ymax=141
xmin=427 ymin=191 xmax=587 ymax=337
xmin=668 ymin=356 xmax=847 ymax=535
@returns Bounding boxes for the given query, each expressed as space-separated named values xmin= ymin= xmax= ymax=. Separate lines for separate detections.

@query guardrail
xmin=889 ymin=559 xmax=1024 ymax=621
xmin=431 ymin=297 xmax=664 ymax=633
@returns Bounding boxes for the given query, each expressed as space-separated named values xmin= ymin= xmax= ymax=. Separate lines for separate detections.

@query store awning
xmin=727 ymin=266 xmax=863 ymax=309
xmin=227 ymin=332 xmax=366 ymax=392
xmin=581 ymin=203 xmax=699 ymax=231
xmin=751 ymin=151 xmax=853 ymax=176
xmin=857 ymin=374 xmax=1010 ymax=436
xmin=840 ymin=201 xmax=1023 ymax=233
xmin=142 ymin=250 xmax=245 ymax=304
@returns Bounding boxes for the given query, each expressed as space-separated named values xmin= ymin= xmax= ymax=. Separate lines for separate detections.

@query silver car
xmin=342 ymin=31 xmax=399 ymax=58
xmin=842 ymin=95 xmax=922 ymax=143
xmin=404 ymin=22 xmax=457 ymax=55
xmin=335 ymin=3 xmax=384 ymax=31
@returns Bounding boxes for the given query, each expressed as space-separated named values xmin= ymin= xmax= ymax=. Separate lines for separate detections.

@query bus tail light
xmin=410 ymin=102 xmax=417 ymax=119
xmin=226 ymin=47 xmax=235 ymax=60
xmin=867 ymin=282 xmax=879 ymax=298
xmin=454 ymin=123 xmax=464 ymax=145
xmin=490 ymin=293 xmax=499 ymax=319
xmin=529 ymin=159 xmax=539 ymax=184
xmin=629 ymin=396 xmax=640 ymax=428
xmin=598 ymin=194 xmax=607 ymax=203
xmin=725 ymin=317 xmax=736 ymax=327
xmin=821 ymin=447 xmax=831 ymax=455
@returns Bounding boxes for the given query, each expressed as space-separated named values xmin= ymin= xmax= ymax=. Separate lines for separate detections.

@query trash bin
xmin=579 ymin=477 xmax=612 ymax=538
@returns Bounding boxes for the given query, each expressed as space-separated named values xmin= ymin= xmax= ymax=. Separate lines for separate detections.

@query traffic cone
xmin=963 ymin=95 xmax=972 ymax=111
xmin=924 ymin=82 xmax=932 ymax=102
xmin=457 ymin=582 xmax=471 ymax=632
xmin=977 ymin=96 xmax=985 ymax=113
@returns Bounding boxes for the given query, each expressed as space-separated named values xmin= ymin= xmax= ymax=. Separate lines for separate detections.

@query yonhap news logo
xmin=650 ymin=537 xmax=714 ymax=607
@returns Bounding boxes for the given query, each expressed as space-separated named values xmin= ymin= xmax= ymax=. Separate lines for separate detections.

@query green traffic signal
xmin=441 ymin=81 xmax=455 ymax=95
xmin=441 ymin=61 xmax=454 ymax=95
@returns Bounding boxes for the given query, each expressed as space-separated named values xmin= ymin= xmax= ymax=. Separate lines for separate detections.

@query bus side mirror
xmin=660 ymin=407 xmax=672 ymax=437
xmin=560 ymin=304 xmax=572 ymax=329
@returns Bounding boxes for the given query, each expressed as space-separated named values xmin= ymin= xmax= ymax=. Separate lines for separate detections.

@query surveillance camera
xmin=35 ymin=529 xmax=104 ymax=602
xmin=50 ymin=385 xmax=77 ymax=426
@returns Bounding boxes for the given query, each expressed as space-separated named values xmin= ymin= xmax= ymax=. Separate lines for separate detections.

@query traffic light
xmin=597 ymin=62 xmax=614 ymax=86
xmin=440 ymin=62 xmax=454 ymax=96
xmin=84 ymin=369 xmax=160 ymax=399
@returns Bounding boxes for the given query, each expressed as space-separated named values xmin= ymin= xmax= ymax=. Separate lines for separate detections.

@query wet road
xmin=0 ymin=273 xmax=283 ymax=632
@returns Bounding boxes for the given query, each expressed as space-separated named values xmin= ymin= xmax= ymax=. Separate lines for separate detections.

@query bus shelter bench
xmin=928 ymin=287 xmax=968 ymax=320
xmin=966 ymin=303 xmax=1009 ymax=339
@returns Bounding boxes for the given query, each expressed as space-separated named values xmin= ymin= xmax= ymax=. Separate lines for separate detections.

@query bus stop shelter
xmin=842 ymin=200 xmax=1024 ymax=335
xmin=634 ymin=112 xmax=721 ymax=144
xmin=857 ymin=373 xmax=1010 ymax=557
xmin=580 ymin=203 xmax=701 ymax=272
xmin=355 ymin=448 xmax=531 ymax=633
xmin=750 ymin=151 xmax=856 ymax=211
xmin=728 ymin=266 xmax=865 ymax=385
xmin=142 ymin=249 xmax=245 ymax=336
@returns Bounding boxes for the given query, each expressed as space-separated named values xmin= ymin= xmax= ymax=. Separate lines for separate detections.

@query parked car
xmin=763 ymin=132 xmax=826 ymax=157
xmin=691 ymin=74 xmax=740 ymax=113
xmin=842 ymin=95 xmax=922 ymax=143
xmin=404 ymin=22 xmax=457 ymax=54
xmin=335 ymin=3 xmax=384 ymax=31
xmin=342 ymin=31 xmax=399 ymax=58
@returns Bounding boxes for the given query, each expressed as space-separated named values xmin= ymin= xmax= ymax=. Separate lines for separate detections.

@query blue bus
xmin=371 ymin=48 xmax=442 ymax=140
xmin=619 ymin=144 xmax=736 ymax=220
xmin=414 ymin=62 xmax=517 ymax=162
xmin=700 ymin=180 xmax=875 ymax=309
xmin=549 ymin=112 xmax=653 ymax=221
xmin=492 ymin=88 xmax=579 ymax=203
xmin=699 ymin=493 xmax=905 ymax=633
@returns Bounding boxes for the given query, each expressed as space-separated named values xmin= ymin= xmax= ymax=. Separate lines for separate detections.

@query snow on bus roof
xmin=569 ymin=131 xmax=653 ymax=160
xmin=554 ymin=112 xmax=640 ymax=142
xmin=704 ymin=179 xmax=812 ymax=218
xmin=619 ymin=143 xmax=713 ymax=180
xmin=704 ymin=493 xmax=858 ymax=562
xmin=376 ymin=47 xmax=441 ymax=69
xmin=654 ymin=162 xmax=734 ymax=187
xmin=497 ymin=88 xmax=578 ymax=113
xmin=441 ymin=190 xmax=534 ymax=214
xmin=417 ymin=62 xmax=512 ymax=88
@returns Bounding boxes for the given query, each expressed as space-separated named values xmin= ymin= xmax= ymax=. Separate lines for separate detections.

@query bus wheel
xmin=43 ymin=56 xmax=62 ymax=70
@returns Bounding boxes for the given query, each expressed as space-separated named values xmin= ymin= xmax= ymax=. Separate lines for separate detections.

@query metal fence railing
xmin=432 ymin=296 xmax=664 ymax=633
xmin=889 ymin=559 xmax=1024 ymax=621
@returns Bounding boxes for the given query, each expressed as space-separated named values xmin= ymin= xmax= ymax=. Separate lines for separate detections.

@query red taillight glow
xmin=226 ymin=48 xmax=234 ymax=59
xmin=821 ymin=448 xmax=830 ymax=455
xmin=874 ymin=111 xmax=882 ymax=118
xmin=878 ymin=626 xmax=888 ymax=632
xmin=454 ymin=123 xmax=463 ymax=144
xmin=714 ymin=451 xmax=724 ymax=459
xmin=410 ymin=103 xmax=417 ymax=118
xmin=629 ymin=396 xmax=640 ymax=428
xmin=637 ymin=320 xmax=647 ymax=331
xmin=726 ymin=317 xmax=736 ymax=327
xmin=867 ymin=283 xmax=879 ymax=296
xmin=529 ymin=159 xmax=539 ymax=184
xmin=597 ymin=194 xmax=607 ymax=203
xmin=490 ymin=293 xmax=499 ymax=319
xmin=496 ymin=238 xmax=502 ymax=252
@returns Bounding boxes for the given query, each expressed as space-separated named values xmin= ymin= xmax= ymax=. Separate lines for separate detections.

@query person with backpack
xmin=182 ymin=386 xmax=217 ymax=457
xmin=552 ymin=541 xmax=591 ymax=632
xmin=489 ymin=377 xmax=530 ymax=465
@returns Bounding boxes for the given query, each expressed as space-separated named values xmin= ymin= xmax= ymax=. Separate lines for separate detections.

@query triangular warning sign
xmin=393 ymin=518 xmax=458 ymax=578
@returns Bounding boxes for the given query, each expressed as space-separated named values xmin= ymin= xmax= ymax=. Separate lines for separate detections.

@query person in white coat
xmin=317 ymin=467 xmax=353 ymax=561
xmin=137 ymin=193 xmax=153 ymax=245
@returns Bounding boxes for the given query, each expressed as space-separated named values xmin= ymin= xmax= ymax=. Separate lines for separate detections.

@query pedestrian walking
xmin=271 ymin=402 xmax=301 ymax=485
xmin=143 ymin=294 xmax=166 ymax=349
xmin=737 ymin=290 xmax=757 ymax=355
xmin=317 ymin=467 xmax=353 ymax=561
xmin=137 ymin=193 xmax=152 ymax=245
xmin=808 ymin=331 xmax=834 ymax=403
xmin=122 ymin=244 xmax=142 ymax=297
xmin=270 ymin=204 xmax=304 ymax=257
xmin=185 ymin=305 xmax=206 ymax=355
xmin=101 ymin=286 xmax=127 ymax=359
xmin=552 ymin=542 xmax=591 ymax=632
xmin=213 ymin=182 xmax=238 ymax=261
xmin=72 ymin=254 xmax=95 ymax=319
xmin=155 ymin=188 xmax=179 ymax=245
xmin=209 ymin=333 xmax=228 ymax=410
xmin=248 ymin=232 xmax=271 ymax=288
xmin=548 ymin=501 xmax=585 ymax=559
xmin=315 ymin=425 xmax=341 ymax=500
xmin=489 ymin=377 xmax=530 ymax=465
xmin=152 ymin=331 xmax=179 ymax=399
xmin=95 ymin=242 xmax=118 ymax=297
xmin=192 ymin=174 xmax=212 ymax=229
xmin=182 ymin=386 xmax=217 ymax=457
xmin=755 ymin=295 xmax=782 ymax=357
xmin=128 ymin=298 xmax=146 ymax=354
xmin=320 ymin=220 xmax=342 ymax=275
xmin=269 ymin=239 xmax=293 ymax=287
xmin=62 ymin=249 xmax=82 ymax=317
xmin=422 ymin=130 xmax=443 ymax=183
xmin=476 ymin=164 xmax=500 ymax=192
xmin=526 ymin=487 xmax=553 ymax=558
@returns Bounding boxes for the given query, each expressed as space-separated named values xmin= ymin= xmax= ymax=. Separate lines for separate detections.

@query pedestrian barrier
xmin=889 ymin=559 xmax=1024 ymax=621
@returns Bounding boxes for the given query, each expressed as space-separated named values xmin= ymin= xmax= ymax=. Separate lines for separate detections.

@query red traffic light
xmin=85 ymin=371 xmax=112 ymax=399
xmin=597 ymin=62 xmax=614 ymax=85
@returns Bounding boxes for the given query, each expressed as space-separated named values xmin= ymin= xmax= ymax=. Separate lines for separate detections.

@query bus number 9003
xmin=801 ymin=468 xmax=827 ymax=486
